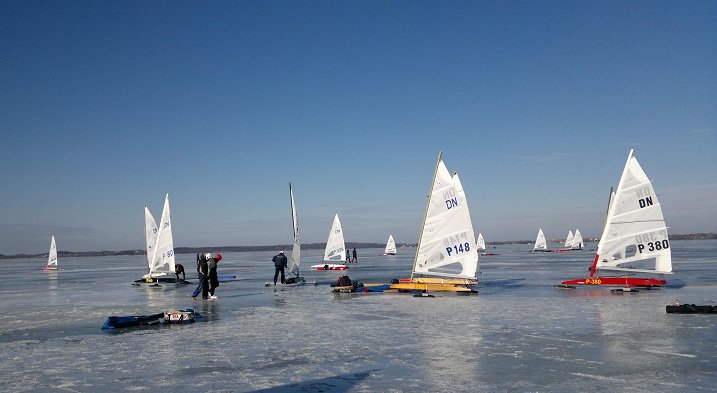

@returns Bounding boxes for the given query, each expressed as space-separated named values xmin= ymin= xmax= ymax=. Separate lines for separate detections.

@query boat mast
xmin=411 ymin=151 xmax=442 ymax=281
xmin=289 ymin=182 xmax=298 ymax=277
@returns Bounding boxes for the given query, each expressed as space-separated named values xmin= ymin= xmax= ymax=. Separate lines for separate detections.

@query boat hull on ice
xmin=390 ymin=282 xmax=476 ymax=293
xmin=133 ymin=276 xmax=191 ymax=284
xmin=311 ymin=263 xmax=348 ymax=271
xmin=561 ymin=276 xmax=666 ymax=288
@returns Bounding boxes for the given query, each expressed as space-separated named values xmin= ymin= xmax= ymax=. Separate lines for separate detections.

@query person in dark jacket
xmin=175 ymin=264 xmax=185 ymax=281
xmin=272 ymin=251 xmax=288 ymax=285
xmin=208 ymin=253 xmax=221 ymax=299
xmin=192 ymin=253 xmax=210 ymax=300
xmin=352 ymin=248 xmax=358 ymax=263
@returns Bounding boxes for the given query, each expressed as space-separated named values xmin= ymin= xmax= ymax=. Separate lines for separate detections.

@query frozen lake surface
xmin=1 ymin=240 xmax=716 ymax=392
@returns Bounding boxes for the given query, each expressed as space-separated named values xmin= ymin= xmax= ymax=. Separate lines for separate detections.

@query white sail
xmin=412 ymin=155 xmax=478 ymax=279
xmin=564 ymin=230 xmax=574 ymax=248
xmin=47 ymin=236 xmax=58 ymax=268
xmin=144 ymin=206 xmax=158 ymax=271
xmin=384 ymin=234 xmax=397 ymax=255
xmin=323 ymin=214 xmax=346 ymax=263
xmin=594 ymin=150 xmax=672 ymax=274
xmin=146 ymin=193 xmax=176 ymax=278
xmin=287 ymin=183 xmax=301 ymax=277
xmin=533 ymin=228 xmax=547 ymax=251
xmin=476 ymin=233 xmax=486 ymax=251
xmin=571 ymin=229 xmax=584 ymax=250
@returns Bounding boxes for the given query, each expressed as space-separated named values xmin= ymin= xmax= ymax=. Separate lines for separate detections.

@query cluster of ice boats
xmin=80 ymin=148 xmax=701 ymax=328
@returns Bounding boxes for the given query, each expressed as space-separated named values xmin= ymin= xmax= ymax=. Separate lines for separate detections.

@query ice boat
xmin=311 ymin=214 xmax=349 ymax=271
xmin=562 ymin=150 xmax=671 ymax=288
xmin=571 ymin=229 xmax=584 ymax=250
xmin=564 ymin=231 xmax=574 ymax=248
xmin=267 ymin=183 xmax=306 ymax=286
xmin=383 ymin=234 xmax=397 ymax=255
xmin=390 ymin=152 xmax=478 ymax=293
xmin=43 ymin=236 xmax=58 ymax=271
xmin=134 ymin=194 xmax=187 ymax=284
xmin=532 ymin=228 xmax=551 ymax=252
xmin=476 ymin=233 xmax=486 ymax=251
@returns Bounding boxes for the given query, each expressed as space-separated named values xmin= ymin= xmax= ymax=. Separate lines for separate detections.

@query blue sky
xmin=1 ymin=1 xmax=715 ymax=254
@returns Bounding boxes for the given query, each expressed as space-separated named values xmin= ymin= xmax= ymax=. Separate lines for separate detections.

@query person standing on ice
xmin=208 ymin=253 xmax=221 ymax=299
xmin=272 ymin=251 xmax=287 ymax=284
xmin=192 ymin=253 xmax=210 ymax=300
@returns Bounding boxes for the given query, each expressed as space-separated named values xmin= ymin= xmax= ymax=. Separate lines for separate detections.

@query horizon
xmin=1 ymin=2 xmax=715 ymax=255
xmin=7 ymin=232 xmax=716 ymax=257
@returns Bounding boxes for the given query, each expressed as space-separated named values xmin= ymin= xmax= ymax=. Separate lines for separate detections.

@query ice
xmin=0 ymin=241 xmax=716 ymax=392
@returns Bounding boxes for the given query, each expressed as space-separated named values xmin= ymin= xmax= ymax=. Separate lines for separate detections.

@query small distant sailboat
xmin=571 ymin=229 xmax=584 ymax=250
xmin=383 ymin=234 xmax=397 ymax=255
xmin=476 ymin=232 xmax=497 ymax=256
xmin=135 ymin=193 xmax=180 ymax=284
xmin=564 ymin=231 xmax=574 ymax=248
xmin=311 ymin=214 xmax=348 ymax=271
xmin=562 ymin=150 xmax=671 ymax=288
xmin=390 ymin=152 xmax=478 ymax=293
xmin=283 ymin=183 xmax=306 ymax=285
xmin=476 ymin=233 xmax=486 ymax=251
xmin=533 ymin=228 xmax=550 ymax=252
xmin=43 ymin=235 xmax=58 ymax=271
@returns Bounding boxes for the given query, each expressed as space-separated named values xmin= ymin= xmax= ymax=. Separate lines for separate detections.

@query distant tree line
xmin=2 ymin=234 xmax=714 ymax=259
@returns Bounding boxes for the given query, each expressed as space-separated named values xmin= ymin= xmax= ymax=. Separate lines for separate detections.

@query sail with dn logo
xmin=562 ymin=149 xmax=672 ymax=288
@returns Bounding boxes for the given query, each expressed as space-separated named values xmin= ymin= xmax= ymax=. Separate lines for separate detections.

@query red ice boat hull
xmin=561 ymin=277 xmax=666 ymax=288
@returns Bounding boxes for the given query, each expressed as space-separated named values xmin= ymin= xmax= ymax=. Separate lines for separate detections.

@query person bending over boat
xmin=175 ymin=263 xmax=185 ymax=281
xmin=208 ymin=253 xmax=221 ymax=299
xmin=272 ymin=251 xmax=287 ymax=285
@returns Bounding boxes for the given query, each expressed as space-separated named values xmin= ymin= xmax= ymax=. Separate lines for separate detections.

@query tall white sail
xmin=571 ymin=229 xmax=584 ymax=250
xmin=594 ymin=150 xmax=672 ymax=274
xmin=412 ymin=156 xmax=478 ymax=279
xmin=288 ymin=183 xmax=301 ymax=277
xmin=146 ymin=193 xmax=176 ymax=278
xmin=47 ymin=236 xmax=58 ymax=268
xmin=533 ymin=228 xmax=547 ymax=251
xmin=564 ymin=230 xmax=574 ymax=248
xmin=476 ymin=233 xmax=486 ymax=251
xmin=323 ymin=214 xmax=346 ymax=263
xmin=384 ymin=234 xmax=397 ymax=255
xmin=144 ymin=206 xmax=158 ymax=271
